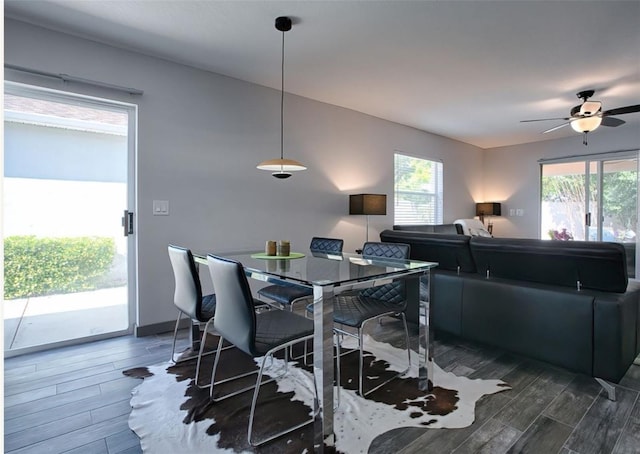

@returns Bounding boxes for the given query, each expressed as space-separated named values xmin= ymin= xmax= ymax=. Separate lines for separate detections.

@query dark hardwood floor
xmin=4 ymin=322 xmax=640 ymax=454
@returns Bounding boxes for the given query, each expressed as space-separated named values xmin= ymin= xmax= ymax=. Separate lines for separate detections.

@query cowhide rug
xmin=124 ymin=335 xmax=510 ymax=453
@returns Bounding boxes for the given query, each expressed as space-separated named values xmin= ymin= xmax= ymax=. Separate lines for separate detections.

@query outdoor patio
xmin=3 ymin=286 xmax=129 ymax=353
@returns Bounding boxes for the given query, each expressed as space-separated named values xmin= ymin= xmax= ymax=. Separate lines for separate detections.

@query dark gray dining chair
xmin=168 ymin=245 xmax=267 ymax=388
xmin=257 ymin=237 xmax=344 ymax=312
xmin=167 ymin=244 xmax=217 ymax=387
xmin=206 ymin=254 xmax=318 ymax=447
xmin=308 ymin=241 xmax=412 ymax=397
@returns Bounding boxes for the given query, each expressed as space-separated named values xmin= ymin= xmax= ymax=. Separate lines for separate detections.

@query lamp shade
xmin=256 ymin=158 xmax=307 ymax=172
xmin=350 ymin=194 xmax=387 ymax=215
xmin=476 ymin=202 xmax=501 ymax=217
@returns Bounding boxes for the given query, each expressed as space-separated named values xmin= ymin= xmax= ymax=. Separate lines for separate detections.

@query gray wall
xmin=4 ymin=19 xmax=484 ymax=330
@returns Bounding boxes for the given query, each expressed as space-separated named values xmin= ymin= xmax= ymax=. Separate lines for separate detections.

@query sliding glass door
xmin=3 ymin=82 xmax=137 ymax=355
xmin=601 ymin=158 xmax=638 ymax=242
xmin=540 ymin=152 xmax=638 ymax=279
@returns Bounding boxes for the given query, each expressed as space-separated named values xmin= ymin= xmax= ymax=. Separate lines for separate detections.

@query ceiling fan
xmin=521 ymin=90 xmax=640 ymax=145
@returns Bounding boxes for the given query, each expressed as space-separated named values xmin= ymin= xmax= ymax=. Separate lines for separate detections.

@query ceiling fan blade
xmin=602 ymin=104 xmax=640 ymax=116
xmin=520 ymin=117 xmax=571 ymax=123
xmin=601 ymin=116 xmax=625 ymax=127
xmin=542 ymin=122 xmax=571 ymax=134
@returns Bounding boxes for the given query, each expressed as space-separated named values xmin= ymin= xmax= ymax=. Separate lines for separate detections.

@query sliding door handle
xmin=122 ymin=210 xmax=134 ymax=236
xmin=585 ymin=212 xmax=592 ymax=226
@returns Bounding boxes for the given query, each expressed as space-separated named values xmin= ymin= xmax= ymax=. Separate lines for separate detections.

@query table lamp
xmin=475 ymin=202 xmax=501 ymax=234
xmin=350 ymin=194 xmax=387 ymax=243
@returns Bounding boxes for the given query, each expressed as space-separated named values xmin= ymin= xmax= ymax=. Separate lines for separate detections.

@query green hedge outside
xmin=4 ymin=236 xmax=116 ymax=300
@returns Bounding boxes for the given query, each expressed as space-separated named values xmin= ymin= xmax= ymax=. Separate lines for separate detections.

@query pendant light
xmin=257 ymin=16 xmax=307 ymax=179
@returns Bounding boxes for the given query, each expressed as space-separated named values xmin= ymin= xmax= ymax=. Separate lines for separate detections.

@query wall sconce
xmin=350 ymin=194 xmax=387 ymax=243
xmin=476 ymin=202 xmax=501 ymax=235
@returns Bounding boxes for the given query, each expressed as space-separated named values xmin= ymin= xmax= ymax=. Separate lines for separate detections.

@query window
xmin=394 ymin=153 xmax=443 ymax=225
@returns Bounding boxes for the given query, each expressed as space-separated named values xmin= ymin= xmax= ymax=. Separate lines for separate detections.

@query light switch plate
xmin=153 ymin=200 xmax=169 ymax=216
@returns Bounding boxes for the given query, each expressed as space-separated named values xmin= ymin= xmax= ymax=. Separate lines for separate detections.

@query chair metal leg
xmin=208 ymin=332 xmax=317 ymax=445
xmin=170 ymin=310 xmax=183 ymax=363
xmin=195 ymin=317 xmax=215 ymax=387
xmin=288 ymin=296 xmax=313 ymax=363
xmin=335 ymin=331 xmax=341 ymax=411
xmin=171 ymin=310 xmax=220 ymax=387
xmin=356 ymin=313 xmax=412 ymax=397
xmin=401 ymin=313 xmax=411 ymax=372
xmin=171 ymin=310 xmax=213 ymax=364
xmin=358 ymin=326 xmax=365 ymax=397
xmin=209 ymin=337 xmax=287 ymax=401
xmin=248 ymin=354 xmax=272 ymax=445
xmin=284 ymin=344 xmax=289 ymax=373
xmin=209 ymin=336 xmax=225 ymax=398
xmin=247 ymin=336 xmax=317 ymax=447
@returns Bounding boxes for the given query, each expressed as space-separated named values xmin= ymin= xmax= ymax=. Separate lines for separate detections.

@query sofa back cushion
xmin=393 ymin=224 xmax=462 ymax=235
xmin=470 ymin=237 xmax=628 ymax=293
xmin=380 ymin=230 xmax=476 ymax=272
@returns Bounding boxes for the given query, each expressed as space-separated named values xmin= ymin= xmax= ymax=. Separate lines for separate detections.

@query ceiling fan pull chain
xmin=583 ymin=132 xmax=588 ymax=146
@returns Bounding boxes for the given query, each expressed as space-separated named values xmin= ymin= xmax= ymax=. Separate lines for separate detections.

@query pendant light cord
xmin=280 ymin=29 xmax=285 ymax=160
xmin=256 ymin=17 xmax=303 ymax=178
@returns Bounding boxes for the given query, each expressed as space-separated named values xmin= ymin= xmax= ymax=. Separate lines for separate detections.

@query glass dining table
xmin=194 ymin=249 xmax=438 ymax=452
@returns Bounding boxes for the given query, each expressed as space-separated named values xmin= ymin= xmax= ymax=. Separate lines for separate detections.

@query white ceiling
xmin=4 ymin=0 xmax=640 ymax=149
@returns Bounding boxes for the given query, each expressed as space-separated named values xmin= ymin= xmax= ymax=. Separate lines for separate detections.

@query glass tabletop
xmin=198 ymin=250 xmax=438 ymax=288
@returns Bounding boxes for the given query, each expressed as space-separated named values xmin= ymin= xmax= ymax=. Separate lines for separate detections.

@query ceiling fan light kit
xmin=256 ymin=16 xmax=307 ymax=179
xmin=570 ymin=116 xmax=601 ymax=133
xmin=578 ymin=100 xmax=602 ymax=116
xmin=521 ymin=89 xmax=639 ymax=146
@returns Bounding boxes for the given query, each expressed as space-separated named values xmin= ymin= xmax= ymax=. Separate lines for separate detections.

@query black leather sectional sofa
xmin=380 ymin=229 xmax=640 ymax=390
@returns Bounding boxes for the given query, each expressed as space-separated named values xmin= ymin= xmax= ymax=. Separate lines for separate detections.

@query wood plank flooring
xmin=4 ymin=322 xmax=640 ymax=454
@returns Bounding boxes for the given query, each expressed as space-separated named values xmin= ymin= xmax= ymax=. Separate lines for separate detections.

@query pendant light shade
xmin=256 ymin=158 xmax=307 ymax=172
xmin=257 ymin=16 xmax=306 ymax=179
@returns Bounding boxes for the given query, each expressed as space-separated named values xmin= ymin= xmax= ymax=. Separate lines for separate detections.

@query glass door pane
xmin=3 ymin=87 xmax=132 ymax=353
xmin=541 ymin=155 xmax=638 ymax=279
xmin=602 ymin=157 xmax=637 ymax=277
xmin=541 ymin=162 xmax=587 ymax=241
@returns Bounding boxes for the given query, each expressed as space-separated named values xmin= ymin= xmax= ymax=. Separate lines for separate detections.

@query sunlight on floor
xmin=3 ymin=286 xmax=129 ymax=351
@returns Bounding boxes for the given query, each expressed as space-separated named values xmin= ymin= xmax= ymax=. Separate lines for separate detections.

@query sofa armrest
xmin=593 ymin=280 xmax=640 ymax=382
